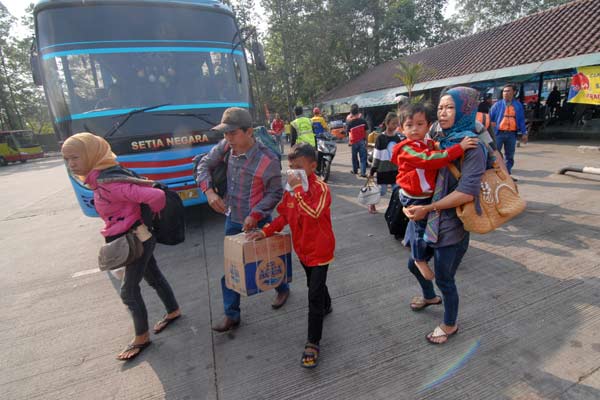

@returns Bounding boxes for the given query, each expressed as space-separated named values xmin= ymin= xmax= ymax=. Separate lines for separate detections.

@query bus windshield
xmin=37 ymin=3 xmax=250 ymax=129
xmin=13 ymin=131 xmax=40 ymax=148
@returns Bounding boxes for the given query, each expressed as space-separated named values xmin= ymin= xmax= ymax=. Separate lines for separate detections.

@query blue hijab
xmin=437 ymin=87 xmax=479 ymax=150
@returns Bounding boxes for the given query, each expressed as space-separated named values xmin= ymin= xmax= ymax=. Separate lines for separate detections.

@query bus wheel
xmin=20 ymin=159 xmax=27 ymax=163
xmin=0 ymin=157 xmax=7 ymax=166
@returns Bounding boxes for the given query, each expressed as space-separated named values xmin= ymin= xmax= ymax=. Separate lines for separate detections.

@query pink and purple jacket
xmin=85 ymin=169 xmax=166 ymax=237
xmin=391 ymin=138 xmax=464 ymax=197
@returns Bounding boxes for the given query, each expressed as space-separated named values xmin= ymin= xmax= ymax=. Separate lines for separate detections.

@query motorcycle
xmin=316 ymin=132 xmax=337 ymax=182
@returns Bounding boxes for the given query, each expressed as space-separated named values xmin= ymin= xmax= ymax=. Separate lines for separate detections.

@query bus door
xmin=0 ymin=133 xmax=21 ymax=165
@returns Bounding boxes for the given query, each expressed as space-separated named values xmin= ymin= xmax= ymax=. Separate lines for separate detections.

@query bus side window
xmin=7 ymin=135 xmax=18 ymax=149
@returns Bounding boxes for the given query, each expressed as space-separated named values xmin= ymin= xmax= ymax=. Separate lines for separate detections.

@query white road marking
xmin=72 ymin=268 xmax=100 ymax=278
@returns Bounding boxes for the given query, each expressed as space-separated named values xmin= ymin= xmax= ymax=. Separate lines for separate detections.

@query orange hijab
xmin=61 ymin=132 xmax=118 ymax=180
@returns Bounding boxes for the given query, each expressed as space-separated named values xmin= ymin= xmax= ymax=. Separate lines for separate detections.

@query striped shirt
xmin=197 ymin=139 xmax=283 ymax=224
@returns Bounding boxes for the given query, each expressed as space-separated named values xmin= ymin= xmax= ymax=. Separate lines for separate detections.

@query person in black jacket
xmin=368 ymin=112 xmax=404 ymax=213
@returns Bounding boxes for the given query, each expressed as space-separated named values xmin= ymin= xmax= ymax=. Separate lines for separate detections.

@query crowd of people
xmin=61 ymin=84 xmax=524 ymax=368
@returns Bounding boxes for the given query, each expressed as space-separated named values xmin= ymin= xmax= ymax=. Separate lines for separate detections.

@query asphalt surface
xmin=1 ymin=141 xmax=599 ymax=400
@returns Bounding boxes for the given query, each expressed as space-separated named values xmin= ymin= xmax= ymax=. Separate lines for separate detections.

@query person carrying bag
xmin=62 ymin=133 xmax=181 ymax=362
xmin=447 ymin=151 xmax=526 ymax=234
xmin=357 ymin=176 xmax=381 ymax=206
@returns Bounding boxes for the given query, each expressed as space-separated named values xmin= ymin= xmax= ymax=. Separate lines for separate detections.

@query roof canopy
xmin=319 ymin=0 xmax=600 ymax=108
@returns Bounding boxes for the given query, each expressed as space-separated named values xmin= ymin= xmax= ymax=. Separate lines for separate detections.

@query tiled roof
xmin=319 ymin=0 xmax=600 ymax=102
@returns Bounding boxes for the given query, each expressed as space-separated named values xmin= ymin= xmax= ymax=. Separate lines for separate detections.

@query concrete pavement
xmin=0 ymin=139 xmax=599 ymax=400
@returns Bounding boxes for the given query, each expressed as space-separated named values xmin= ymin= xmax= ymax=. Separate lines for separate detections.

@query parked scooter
xmin=316 ymin=131 xmax=337 ymax=182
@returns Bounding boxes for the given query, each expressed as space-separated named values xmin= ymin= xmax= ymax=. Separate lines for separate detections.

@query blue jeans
xmin=351 ymin=140 xmax=367 ymax=175
xmin=407 ymin=233 xmax=470 ymax=326
xmin=271 ymin=134 xmax=284 ymax=154
xmin=221 ymin=216 xmax=289 ymax=320
xmin=496 ymin=131 xmax=517 ymax=174
xmin=379 ymin=183 xmax=398 ymax=196
xmin=400 ymin=194 xmax=431 ymax=262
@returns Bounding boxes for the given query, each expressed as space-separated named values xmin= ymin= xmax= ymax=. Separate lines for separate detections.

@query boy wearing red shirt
xmin=247 ymin=143 xmax=335 ymax=368
xmin=392 ymin=104 xmax=477 ymax=281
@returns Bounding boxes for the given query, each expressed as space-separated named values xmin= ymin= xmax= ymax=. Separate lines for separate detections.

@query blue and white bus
xmin=31 ymin=0 xmax=255 ymax=216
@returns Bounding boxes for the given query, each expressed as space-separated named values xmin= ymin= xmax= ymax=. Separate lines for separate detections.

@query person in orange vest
xmin=476 ymin=94 xmax=492 ymax=130
xmin=489 ymin=84 xmax=527 ymax=177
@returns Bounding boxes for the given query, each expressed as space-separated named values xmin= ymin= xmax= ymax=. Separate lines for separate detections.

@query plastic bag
xmin=285 ymin=169 xmax=309 ymax=192
xmin=357 ymin=177 xmax=381 ymax=205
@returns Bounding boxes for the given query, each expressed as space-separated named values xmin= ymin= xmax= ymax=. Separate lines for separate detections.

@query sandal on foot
xmin=301 ymin=343 xmax=320 ymax=368
xmin=153 ymin=314 xmax=181 ymax=334
xmin=117 ymin=341 xmax=152 ymax=361
xmin=426 ymin=326 xmax=458 ymax=345
xmin=410 ymin=296 xmax=442 ymax=311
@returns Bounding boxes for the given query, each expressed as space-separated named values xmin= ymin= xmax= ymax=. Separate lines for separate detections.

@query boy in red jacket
xmin=247 ymin=143 xmax=335 ymax=368
xmin=392 ymin=104 xmax=478 ymax=281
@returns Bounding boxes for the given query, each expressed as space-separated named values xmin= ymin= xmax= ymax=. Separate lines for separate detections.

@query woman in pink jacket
xmin=62 ymin=133 xmax=181 ymax=361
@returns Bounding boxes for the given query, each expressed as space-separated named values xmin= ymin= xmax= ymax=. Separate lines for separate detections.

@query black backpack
xmin=384 ymin=186 xmax=409 ymax=240
xmin=97 ymin=166 xmax=185 ymax=246
xmin=146 ymin=183 xmax=185 ymax=245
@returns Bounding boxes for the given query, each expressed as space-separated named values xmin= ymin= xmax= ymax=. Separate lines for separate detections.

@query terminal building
xmin=317 ymin=0 xmax=600 ymax=137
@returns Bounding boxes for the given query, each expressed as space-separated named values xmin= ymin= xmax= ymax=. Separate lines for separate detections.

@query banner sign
xmin=568 ymin=65 xmax=600 ymax=105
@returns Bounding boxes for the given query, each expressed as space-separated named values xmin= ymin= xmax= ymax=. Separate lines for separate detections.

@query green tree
xmin=229 ymin=0 xmax=464 ymax=114
xmin=0 ymin=3 xmax=51 ymax=133
xmin=457 ymin=0 xmax=572 ymax=32
xmin=394 ymin=60 xmax=425 ymax=99
xmin=0 ymin=2 xmax=22 ymax=130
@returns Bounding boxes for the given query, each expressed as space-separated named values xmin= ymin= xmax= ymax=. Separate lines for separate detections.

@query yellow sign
xmin=568 ymin=65 xmax=600 ymax=105
xmin=177 ymin=189 xmax=199 ymax=200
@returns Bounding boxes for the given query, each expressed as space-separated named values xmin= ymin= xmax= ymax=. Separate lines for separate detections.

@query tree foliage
xmin=394 ymin=61 xmax=426 ymax=98
xmin=236 ymin=0 xmax=463 ymax=120
xmin=0 ymin=2 xmax=51 ymax=133
xmin=0 ymin=0 xmax=573 ymax=131
xmin=457 ymin=0 xmax=572 ymax=33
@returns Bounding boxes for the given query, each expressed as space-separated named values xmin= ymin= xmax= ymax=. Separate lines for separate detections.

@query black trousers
xmin=121 ymin=237 xmax=179 ymax=335
xmin=302 ymin=263 xmax=331 ymax=345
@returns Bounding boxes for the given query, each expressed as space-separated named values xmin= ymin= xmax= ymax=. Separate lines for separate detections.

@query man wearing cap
xmin=196 ymin=107 xmax=289 ymax=332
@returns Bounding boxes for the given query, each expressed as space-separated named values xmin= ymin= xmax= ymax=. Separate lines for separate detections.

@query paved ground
xmin=1 ymin=139 xmax=599 ymax=400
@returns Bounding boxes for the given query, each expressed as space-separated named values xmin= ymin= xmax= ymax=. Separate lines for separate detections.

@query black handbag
xmin=384 ymin=186 xmax=409 ymax=239
xmin=193 ymin=149 xmax=230 ymax=196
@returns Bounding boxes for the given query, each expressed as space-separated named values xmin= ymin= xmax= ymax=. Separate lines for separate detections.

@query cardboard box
xmin=224 ymin=233 xmax=292 ymax=296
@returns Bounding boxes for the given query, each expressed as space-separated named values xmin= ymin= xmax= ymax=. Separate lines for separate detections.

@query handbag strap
xmin=364 ymin=176 xmax=376 ymax=187
xmin=447 ymin=158 xmax=463 ymax=180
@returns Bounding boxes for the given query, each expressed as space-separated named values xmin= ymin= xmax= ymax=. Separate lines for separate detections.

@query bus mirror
xmin=252 ymin=42 xmax=267 ymax=71
xmin=30 ymin=42 xmax=43 ymax=86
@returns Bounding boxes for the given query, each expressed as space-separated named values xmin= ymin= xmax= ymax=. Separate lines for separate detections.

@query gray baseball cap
xmin=212 ymin=107 xmax=253 ymax=132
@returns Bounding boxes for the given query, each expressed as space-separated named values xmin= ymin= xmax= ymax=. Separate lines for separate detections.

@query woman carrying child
xmin=392 ymin=104 xmax=478 ymax=280
xmin=61 ymin=133 xmax=181 ymax=361
xmin=367 ymin=112 xmax=404 ymax=214
xmin=402 ymin=87 xmax=486 ymax=345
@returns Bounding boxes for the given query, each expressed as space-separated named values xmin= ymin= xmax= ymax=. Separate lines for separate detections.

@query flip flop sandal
xmin=117 ymin=341 xmax=152 ymax=361
xmin=153 ymin=314 xmax=181 ymax=334
xmin=426 ymin=326 xmax=459 ymax=345
xmin=301 ymin=343 xmax=320 ymax=369
xmin=410 ymin=296 xmax=442 ymax=311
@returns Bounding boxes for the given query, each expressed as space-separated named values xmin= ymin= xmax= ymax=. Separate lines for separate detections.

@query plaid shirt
xmin=197 ymin=139 xmax=283 ymax=224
